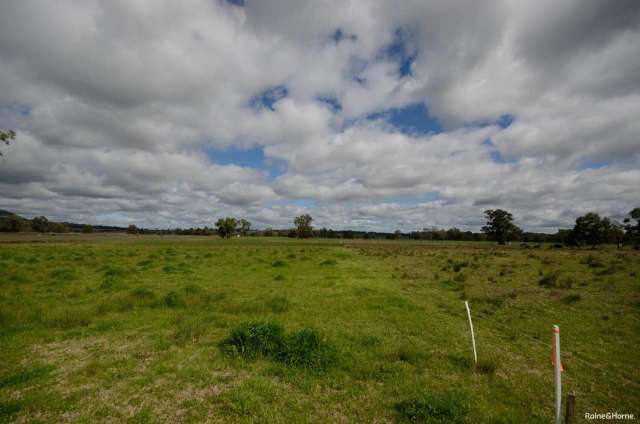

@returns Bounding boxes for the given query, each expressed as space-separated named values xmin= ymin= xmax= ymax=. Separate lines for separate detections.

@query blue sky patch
xmin=385 ymin=29 xmax=416 ymax=77
xmin=368 ymin=103 xmax=443 ymax=135
xmin=578 ymin=159 xmax=610 ymax=170
xmin=483 ymin=138 xmax=515 ymax=164
xmin=249 ymin=85 xmax=288 ymax=111
xmin=317 ymin=96 xmax=342 ymax=112
xmin=206 ymin=146 xmax=286 ymax=180
xmin=333 ymin=29 xmax=357 ymax=43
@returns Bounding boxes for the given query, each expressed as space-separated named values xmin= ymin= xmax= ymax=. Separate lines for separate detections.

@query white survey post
xmin=554 ymin=325 xmax=562 ymax=424
xmin=464 ymin=301 xmax=477 ymax=364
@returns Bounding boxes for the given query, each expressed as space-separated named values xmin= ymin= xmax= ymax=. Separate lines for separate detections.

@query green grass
xmin=0 ymin=234 xmax=639 ymax=422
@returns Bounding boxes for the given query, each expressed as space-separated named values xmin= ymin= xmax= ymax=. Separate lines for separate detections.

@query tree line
xmin=2 ymin=208 xmax=639 ymax=248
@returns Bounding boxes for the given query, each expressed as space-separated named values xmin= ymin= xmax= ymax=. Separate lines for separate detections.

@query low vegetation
xmin=0 ymin=234 xmax=638 ymax=422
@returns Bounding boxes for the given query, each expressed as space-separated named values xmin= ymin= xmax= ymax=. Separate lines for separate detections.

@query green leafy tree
xmin=0 ymin=129 xmax=16 ymax=157
xmin=215 ymin=217 xmax=237 ymax=239
xmin=294 ymin=214 xmax=313 ymax=238
xmin=0 ymin=214 xmax=31 ymax=232
xmin=239 ymin=218 xmax=251 ymax=236
xmin=624 ymin=208 xmax=640 ymax=243
xmin=481 ymin=209 xmax=522 ymax=244
xmin=31 ymin=216 xmax=50 ymax=233
xmin=572 ymin=212 xmax=611 ymax=249
xmin=126 ymin=224 xmax=139 ymax=235
xmin=82 ymin=224 xmax=94 ymax=234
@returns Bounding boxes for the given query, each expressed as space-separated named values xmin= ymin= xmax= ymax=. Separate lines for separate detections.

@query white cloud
xmin=0 ymin=0 xmax=639 ymax=231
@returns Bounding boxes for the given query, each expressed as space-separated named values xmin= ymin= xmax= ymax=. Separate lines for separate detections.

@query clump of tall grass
xmin=394 ymin=390 xmax=469 ymax=424
xmin=220 ymin=321 xmax=285 ymax=358
xmin=220 ymin=321 xmax=337 ymax=372
xmin=539 ymin=271 xmax=573 ymax=289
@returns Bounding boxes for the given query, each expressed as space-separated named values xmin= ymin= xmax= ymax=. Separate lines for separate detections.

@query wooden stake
xmin=565 ymin=392 xmax=576 ymax=424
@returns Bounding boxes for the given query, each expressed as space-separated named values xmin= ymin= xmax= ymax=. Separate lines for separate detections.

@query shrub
xmin=273 ymin=274 xmax=285 ymax=282
xmin=220 ymin=321 xmax=285 ymax=358
xmin=320 ymin=259 xmax=337 ymax=266
xmin=279 ymin=328 xmax=336 ymax=371
xmin=394 ymin=390 xmax=469 ymax=424
xmin=271 ymin=260 xmax=287 ymax=267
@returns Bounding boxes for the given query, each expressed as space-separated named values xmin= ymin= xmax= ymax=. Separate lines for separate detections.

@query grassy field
xmin=1 ymin=234 xmax=638 ymax=423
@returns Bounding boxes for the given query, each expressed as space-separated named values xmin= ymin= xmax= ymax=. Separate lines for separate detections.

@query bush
xmin=220 ymin=321 xmax=285 ymax=358
xmin=394 ymin=390 xmax=469 ymax=424
xmin=279 ymin=328 xmax=336 ymax=371
xmin=320 ymin=259 xmax=337 ymax=266
xmin=271 ymin=260 xmax=287 ymax=267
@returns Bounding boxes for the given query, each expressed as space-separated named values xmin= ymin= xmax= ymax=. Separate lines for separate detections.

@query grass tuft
xmin=394 ymin=390 xmax=469 ymax=424
xmin=220 ymin=321 xmax=285 ymax=358
xmin=279 ymin=328 xmax=336 ymax=371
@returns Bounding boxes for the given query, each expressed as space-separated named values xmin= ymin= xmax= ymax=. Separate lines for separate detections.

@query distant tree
xmin=238 ymin=218 xmax=251 ymax=236
xmin=0 ymin=129 xmax=16 ymax=157
xmin=82 ymin=224 xmax=94 ymax=234
xmin=481 ymin=209 xmax=522 ymax=244
xmin=49 ymin=222 xmax=70 ymax=233
xmin=263 ymin=227 xmax=274 ymax=237
xmin=624 ymin=208 xmax=640 ymax=243
xmin=215 ymin=217 xmax=237 ymax=239
xmin=571 ymin=212 xmax=611 ymax=249
xmin=294 ymin=214 xmax=313 ymax=238
xmin=31 ymin=216 xmax=50 ymax=233
xmin=126 ymin=224 xmax=139 ymax=235
xmin=0 ymin=214 xmax=31 ymax=232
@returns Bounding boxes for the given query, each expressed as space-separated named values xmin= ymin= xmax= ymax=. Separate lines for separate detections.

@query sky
xmin=0 ymin=0 xmax=639 ymax=232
